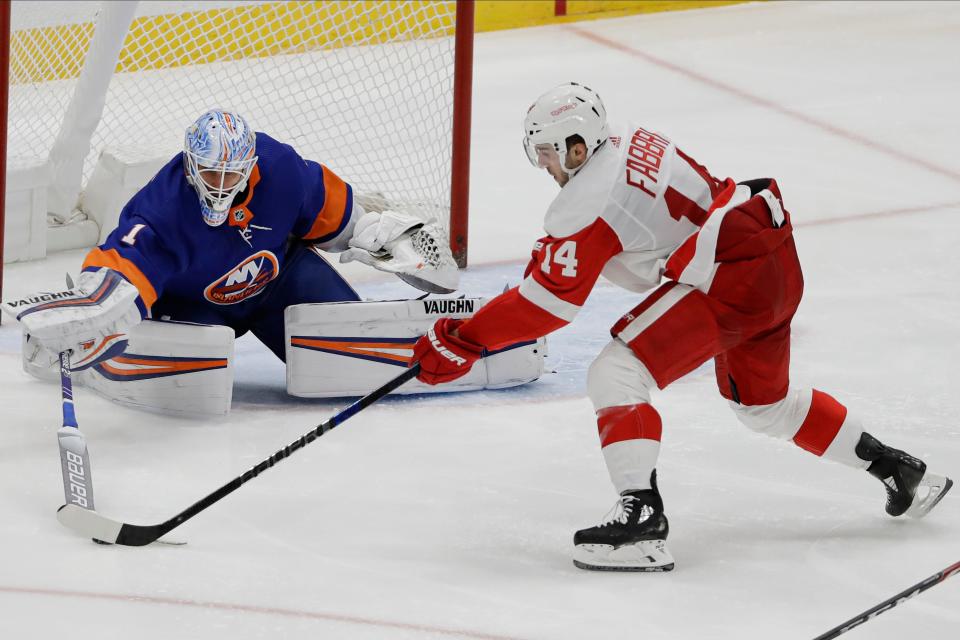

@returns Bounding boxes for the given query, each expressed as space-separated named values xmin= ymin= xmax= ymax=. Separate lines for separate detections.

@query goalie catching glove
xmin=0 ymin=268 xmax=141 ymax=369
xmin=340 ymin=209 xmax=459 ymax=294
xmin=411 ymin=318 xmax=484 ymax=385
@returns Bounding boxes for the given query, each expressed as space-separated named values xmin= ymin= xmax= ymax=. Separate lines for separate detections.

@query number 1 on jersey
xmin=121 ymin=223 xmax=146 ymax=246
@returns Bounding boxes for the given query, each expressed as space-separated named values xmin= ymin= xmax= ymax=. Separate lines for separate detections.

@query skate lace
xmin=598 ymin=495 xmax=637 ymax=528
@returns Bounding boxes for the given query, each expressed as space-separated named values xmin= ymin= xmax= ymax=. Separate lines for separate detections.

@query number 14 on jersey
xmin=541 ymin=240 xmax=579 ymax=277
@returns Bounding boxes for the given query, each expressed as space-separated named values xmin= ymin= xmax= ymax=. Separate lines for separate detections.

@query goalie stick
xmin=812 ymin=560 xmax=960 ymax=639
xmin=57 ymin=364 xmax=421 ymax=546
xmin=57 ymin=352 xmax=96 ymax=512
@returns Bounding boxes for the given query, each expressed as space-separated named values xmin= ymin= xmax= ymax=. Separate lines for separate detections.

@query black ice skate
xmin=855 ymin=432 xmax=953 ymax=518
xmin=573 ymin=471 xmax=674 ymax=572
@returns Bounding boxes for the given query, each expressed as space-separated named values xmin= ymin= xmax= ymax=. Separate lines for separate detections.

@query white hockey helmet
xmin=184 ymin=109 xmax=258 ymax=226
xmin=522 ymin=82 xmax=609 ymax=175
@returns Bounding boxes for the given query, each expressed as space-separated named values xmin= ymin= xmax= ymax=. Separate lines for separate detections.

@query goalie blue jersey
xmin=82 ymin=133 xmax=355 ymax=319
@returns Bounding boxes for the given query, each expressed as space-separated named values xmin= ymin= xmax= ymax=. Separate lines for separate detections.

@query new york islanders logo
xmin=204 ymin=250 xmax=279 ymax=305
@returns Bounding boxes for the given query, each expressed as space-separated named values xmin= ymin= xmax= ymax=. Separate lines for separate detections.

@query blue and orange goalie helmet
xmin=183 ymin=109 xmax=258 ymax=226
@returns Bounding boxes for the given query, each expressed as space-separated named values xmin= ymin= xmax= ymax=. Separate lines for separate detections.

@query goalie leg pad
xmin=74 ymin=319 xmax=235 ymax=417
xmin=285 ymin=298 xmax=545 ymax=397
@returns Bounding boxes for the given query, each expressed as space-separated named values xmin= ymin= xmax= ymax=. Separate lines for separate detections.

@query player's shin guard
xmin=791 ymin=390 xmax=867 ymax=467
xmin=737 ymin=389 xmax=953 ymax=518
xmin=734 ymin=388 xmax=866 ymax=468
xmin=587 ymin=340 xmax=662 ymax=493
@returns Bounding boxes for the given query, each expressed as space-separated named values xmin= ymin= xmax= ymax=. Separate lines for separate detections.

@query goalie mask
xmin=184 ymin=109 xmax=258 ymax=227
xmin=522 ymin=82 xmax=609 ymax=177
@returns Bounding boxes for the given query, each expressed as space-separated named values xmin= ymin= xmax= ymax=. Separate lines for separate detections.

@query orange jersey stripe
xmin=82 ymin=247 xmax=159 ymax=311
xmin=227 ymin=164 xmax=261 ymax=228
xmin=304 ymin=165 xmax=349 ymax=240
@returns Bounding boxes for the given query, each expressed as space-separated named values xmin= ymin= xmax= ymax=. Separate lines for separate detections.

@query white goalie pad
xmin=72 ymin=319 xmax=235 ymax=417
xmin=285 ymin=298 xmax=546 ymax=397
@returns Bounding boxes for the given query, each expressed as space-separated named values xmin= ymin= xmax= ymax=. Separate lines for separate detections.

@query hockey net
xmin=1 ymin=0 xmax=472 ymax=279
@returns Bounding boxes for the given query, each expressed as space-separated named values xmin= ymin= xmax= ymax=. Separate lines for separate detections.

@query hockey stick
xmin=56 ymin=363 xmax=421 ymax=546
xmin=57 ymin=352 xmax=97 ymax=511
xmin=812 ymin=560 xmax=960 ymax=639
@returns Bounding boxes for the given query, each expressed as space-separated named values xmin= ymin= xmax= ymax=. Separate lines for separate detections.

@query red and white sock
xmin=793 ymin=389 xmax=868 ymax=469
xmin=597 ymin=403 xmax=662 ymax=493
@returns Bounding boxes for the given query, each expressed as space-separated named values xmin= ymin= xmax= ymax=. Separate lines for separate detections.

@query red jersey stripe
xmin=676 ymin=147 xmax=724 ymax=199
xmin=664 ymin=185 xmax=710 ymax=227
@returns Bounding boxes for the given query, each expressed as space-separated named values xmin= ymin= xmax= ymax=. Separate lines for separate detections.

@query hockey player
xmin=410 ymin=83 xmax=953 ymax=572
xmin=3 ymin=108 xmax=455 ymax=366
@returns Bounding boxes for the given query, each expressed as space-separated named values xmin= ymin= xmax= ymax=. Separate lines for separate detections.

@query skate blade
xmin=906 ymin=472 xmax=953 ymax=519
xmin=573 ymin=539 xmax=674 ymax=572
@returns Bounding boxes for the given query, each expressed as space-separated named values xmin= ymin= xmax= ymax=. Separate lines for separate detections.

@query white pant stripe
xmin=617 ymin=284 xmax=693 ymax=344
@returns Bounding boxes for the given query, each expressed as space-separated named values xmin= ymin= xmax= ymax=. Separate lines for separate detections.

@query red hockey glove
xmin=411 ymin=318 xmax=483 ymax=385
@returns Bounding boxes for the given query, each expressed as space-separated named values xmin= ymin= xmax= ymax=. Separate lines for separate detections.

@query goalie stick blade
xmin=52 ymin=367 xmax=419 ymax=549
xmin=57 ymin=504 xmax=164 ymax=547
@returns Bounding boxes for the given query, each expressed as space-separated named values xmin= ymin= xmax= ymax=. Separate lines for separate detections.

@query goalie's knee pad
xmin=74 ymin=319 xmax=235 ymax=417
xmin=284 ymin=298 xmax=545 ymax=397
xmin=587 ymin=339 xmax=657 ymax=411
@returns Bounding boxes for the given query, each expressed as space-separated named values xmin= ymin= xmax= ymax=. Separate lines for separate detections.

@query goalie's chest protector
xmin=152 ymin=144 xmax=309 ymax=311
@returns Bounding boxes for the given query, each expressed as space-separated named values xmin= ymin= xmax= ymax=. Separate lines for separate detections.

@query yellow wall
xmin=475 ymin=1 xmax=749 ymax=32
xmin=10 ymin=1 xmax=748 ymax=84
xmin=11 ymin=2 xmax=458 ymax=83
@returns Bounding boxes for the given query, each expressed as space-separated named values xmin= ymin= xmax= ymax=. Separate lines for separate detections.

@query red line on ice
xmin=794 ymin=201 xmax=960 ymax=227
xmin=0 ymin=585 xmax=527 ymax=640
xmin=565 ymin=25 xmax=960 ymax=185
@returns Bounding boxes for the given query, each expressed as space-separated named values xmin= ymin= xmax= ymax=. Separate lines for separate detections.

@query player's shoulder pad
xmin=252 ymin=131 xmax=311 ymax=186
xmin=123 ymin=154 xmax=196 ymax=228
xmin=253 ymin=131 xmax=303 ymax=166
xmin=544 ymin=141 xmax=619 ymax=238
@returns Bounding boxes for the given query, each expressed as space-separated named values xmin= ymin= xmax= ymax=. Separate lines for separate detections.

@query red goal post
xmin=0 ymin=0 xmax=474 ymax=313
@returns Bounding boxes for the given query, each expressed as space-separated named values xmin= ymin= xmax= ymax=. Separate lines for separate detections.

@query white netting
xmin=7 ymin=0 xmax=459 ymax=222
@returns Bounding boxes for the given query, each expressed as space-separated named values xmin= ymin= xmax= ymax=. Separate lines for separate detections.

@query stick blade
xmin=57 ymin=504 xmax=123 ymax=544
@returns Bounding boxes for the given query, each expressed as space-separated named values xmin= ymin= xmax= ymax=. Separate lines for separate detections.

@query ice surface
xmin=1 ymin=2 xmax=958 ymax=638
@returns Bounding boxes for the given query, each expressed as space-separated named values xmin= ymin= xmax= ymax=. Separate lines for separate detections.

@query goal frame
xmin=0 ymin=0 xmax=10 ymax=309
xmin=0 ymin=0 xmax=474 ymax=317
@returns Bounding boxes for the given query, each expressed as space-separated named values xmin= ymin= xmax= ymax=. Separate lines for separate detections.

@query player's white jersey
xmin=454 ymin=121 xmax=728 ymax=352
xmin=544 ymin=122 xmax=724 ymax=293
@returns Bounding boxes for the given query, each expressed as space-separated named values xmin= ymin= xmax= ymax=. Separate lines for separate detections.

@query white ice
xmin=1 ymin=2 xmax=958 ymax=638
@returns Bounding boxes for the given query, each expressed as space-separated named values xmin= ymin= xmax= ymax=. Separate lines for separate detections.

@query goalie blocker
xmin=285 ymin=298 xmax=545 ymax=397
